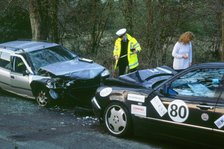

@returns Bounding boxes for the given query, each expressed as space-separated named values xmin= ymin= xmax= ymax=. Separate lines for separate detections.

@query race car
xmin=92 ymin=63 xmax=224 ymax=147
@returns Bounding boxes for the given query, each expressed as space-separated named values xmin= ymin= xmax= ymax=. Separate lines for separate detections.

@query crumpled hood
xmin=119 ymin=66 xmax=176 ymax=88
xmin=39 ymin=59 xmax=105 ymax=79
xmin=105 ymin=66 xmax=176 ymax=88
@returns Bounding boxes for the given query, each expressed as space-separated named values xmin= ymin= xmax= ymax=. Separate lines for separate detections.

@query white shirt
xmin=172 ymin=41 xmax=192 ymax=70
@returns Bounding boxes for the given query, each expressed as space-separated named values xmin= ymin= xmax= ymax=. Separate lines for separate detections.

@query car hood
xmin=105 ymin=66 xmax=176 ymax=88
xmin=39 ymin=58 xmax=105 ymax=79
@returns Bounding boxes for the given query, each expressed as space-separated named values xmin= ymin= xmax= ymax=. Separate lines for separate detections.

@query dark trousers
xmin=129 ymin=67 xmax=137 ymax=73
xmin=118 ymin=64 xmax=128 ymax=76
xmin=119 ymin=65 xmax=137 ymax=76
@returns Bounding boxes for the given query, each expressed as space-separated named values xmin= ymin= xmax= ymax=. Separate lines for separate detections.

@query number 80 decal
xmin=168 ymin=100 xmax=189 ymax=123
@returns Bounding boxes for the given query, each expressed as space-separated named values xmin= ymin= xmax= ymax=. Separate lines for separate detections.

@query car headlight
xmin=46 ymin=78 xmax=60 ymax=89
xmin=66 ymin=80 xmax=75 ymax=87
xmin=46 ymin=80 xmax=55 ymax=89
xmin=101 ymin=69 xmax=110 ymax=77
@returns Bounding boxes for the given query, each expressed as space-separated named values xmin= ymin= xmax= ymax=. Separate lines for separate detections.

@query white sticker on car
xmin=131 ymin=104 xmax=146 ymax=117
xmin=99 ymin=87 xmax=112 ymax=97
xmin=214 ymin=115 xmax=224 ymax=129
xmin=168 ymin=100 xmax=189 ymax=123
xmin=127 ymin=94 xmax=145 ymax=103
xmin=150 ymin=96 xmax=167 ymax=117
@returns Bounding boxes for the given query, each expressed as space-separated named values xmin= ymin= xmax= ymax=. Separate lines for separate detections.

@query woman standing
xmin=172 ymin=31 xmax=194 ymax=72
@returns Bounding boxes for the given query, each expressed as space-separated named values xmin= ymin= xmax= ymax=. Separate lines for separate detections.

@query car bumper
xmin=91 ymin=97 xmax=102 ymax=119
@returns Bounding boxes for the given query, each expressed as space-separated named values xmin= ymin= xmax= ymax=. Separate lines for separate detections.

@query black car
xmin=0 ymin=41 xmax=110 ymax=107
xmin=92 ymin=63 xmax=224 ymax=147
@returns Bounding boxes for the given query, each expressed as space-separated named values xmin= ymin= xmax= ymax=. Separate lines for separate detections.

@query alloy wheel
xmin=104 ymin=103 xmax=131 ymax=137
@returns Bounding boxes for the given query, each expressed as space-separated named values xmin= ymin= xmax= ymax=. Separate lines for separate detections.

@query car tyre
xmin=36 ymin=88 xmax=52 ymax=107
xmin=104 ymin=102 xmax=132 ymax=137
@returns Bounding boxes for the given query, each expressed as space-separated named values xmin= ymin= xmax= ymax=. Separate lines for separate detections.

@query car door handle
xmin=10 ymin=75 xmax=15 ymax=79
xmin=196 ymin=105 xmax=214 ymax=110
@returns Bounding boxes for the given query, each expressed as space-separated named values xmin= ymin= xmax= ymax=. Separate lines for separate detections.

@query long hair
xmin=178 ymin=31 xmax=194 ymax=44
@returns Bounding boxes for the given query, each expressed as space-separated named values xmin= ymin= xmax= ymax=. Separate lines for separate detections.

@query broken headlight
xmin=46 ymin=78 xmax=64 ymax=89
xmin=101 ymin=69 xmax=110 ymax=77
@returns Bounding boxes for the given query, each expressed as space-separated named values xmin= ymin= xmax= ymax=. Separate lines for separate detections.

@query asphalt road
xmin=0 ymin=90 xmax=211 ymax=149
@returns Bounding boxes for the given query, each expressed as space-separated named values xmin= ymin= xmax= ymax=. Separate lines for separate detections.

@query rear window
xmin=0 ymin=51 xmax=10 ymax=61
xmin=0 ymin=51 xmax=11 ymax=69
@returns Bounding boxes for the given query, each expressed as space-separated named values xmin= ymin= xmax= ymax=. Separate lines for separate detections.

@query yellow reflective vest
xmin=113 ymin=33 xmax=142 ymax=70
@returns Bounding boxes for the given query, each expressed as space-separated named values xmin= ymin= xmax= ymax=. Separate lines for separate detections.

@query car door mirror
xmin=167 ymin=88 xmax=178 ymax=96
xmin=159 ymin=84 xmax=168 ymax=95
xmin=23 ymin=70 xmax=30 ymax=76
xmin=160 ymin=84 xmax=178 ymax=96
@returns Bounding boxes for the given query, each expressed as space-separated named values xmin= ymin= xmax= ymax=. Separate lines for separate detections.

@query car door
xmin=212 ymin=85 xmax=224 ymax=143
xmin=10 ymin=55 xmax=33 ymax=98
xmin=147 ymin=67 xmax=224 ymax=139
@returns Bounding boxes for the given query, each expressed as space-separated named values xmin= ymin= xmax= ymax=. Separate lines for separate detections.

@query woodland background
xmin=0 ymin=0 xmax=223 ymax=72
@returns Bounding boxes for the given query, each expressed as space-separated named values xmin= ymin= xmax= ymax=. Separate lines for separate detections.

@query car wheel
xmin=104 ymin=102 xmax=132 ymax=137
xmin=36 ymin=89 xmax=52 ymax=107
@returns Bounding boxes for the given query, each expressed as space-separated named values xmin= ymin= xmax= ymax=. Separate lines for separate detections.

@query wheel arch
xmin=30 ymin=80 xmax=47 ymax=97
xmin=99 ymin=93 xmax=128 ymax=117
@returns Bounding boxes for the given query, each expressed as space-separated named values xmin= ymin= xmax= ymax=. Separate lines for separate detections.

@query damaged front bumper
xmin=45 ymin=77 xmax=101 ymax=102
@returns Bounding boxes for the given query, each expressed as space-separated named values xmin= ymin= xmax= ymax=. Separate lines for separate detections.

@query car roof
xmin=0 ymin=40 xmax=58 ymax=53
xmin=192 ymin=62 xmax=224 ymax=68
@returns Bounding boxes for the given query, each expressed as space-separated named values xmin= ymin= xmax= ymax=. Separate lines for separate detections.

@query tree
xmin=122 ymin=0 xmax=133 ymax=35
xmin=207 ymin=0 xmax=224 ymax=61
xmin=29 ymin=0 xmax=59 ymax=42
xmin=0 ymin=0 xmax=31 ymax=42
xmin=49 ymin=0 xmax=59 ymax=43
xmin=220 ymin=1 xmax=224 ymax=61
xmin=29 ymin=0 xmax=50 ymax=41
xmin=90 ymin=0 xmax=113 ymax=54
xmin=222 ymin=11 xmax=224 ymax=60
xmin=142 ymin=0 xmax=183 ymax=67
xmin=1 ymin=0 xmax=222 ymax=69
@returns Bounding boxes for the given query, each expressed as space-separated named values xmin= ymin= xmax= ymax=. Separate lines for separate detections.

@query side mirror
xmin=160 ymin=84 xmax=178 ymax=96
xmin=23 ymin=70 xmax=30 ymax=76
xmin=167 ymin=88 xmax=178 ymax=96
xmin=159 ymin=85 xmax=168 ymax=95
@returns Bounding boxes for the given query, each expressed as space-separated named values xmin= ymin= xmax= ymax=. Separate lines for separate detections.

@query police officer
xmin=113 ymin=28 xmax=142 ymax=76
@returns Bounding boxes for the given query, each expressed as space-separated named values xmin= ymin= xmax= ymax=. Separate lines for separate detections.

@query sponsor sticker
xmin=99 ymin=87 xmax=112 ymax=97
xmin=168 ymin=100 xmax=189 ymax=123
xmin=214 ymin=115 xmax=224 ymax=129
xmin=150 ymin=96 xmax=167 ymax=117
xmin=127 ymin=94 xmax=145 ymax=103
xmin=131 ymin=104 xmax=146 ymax=117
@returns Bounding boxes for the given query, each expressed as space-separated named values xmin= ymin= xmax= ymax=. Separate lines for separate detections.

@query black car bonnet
xmin=118 ymin=66 xmax=176 ymax=88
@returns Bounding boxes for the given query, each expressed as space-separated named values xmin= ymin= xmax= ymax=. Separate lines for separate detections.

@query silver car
xmin=0 ymin=41 xmax=110 ymax=107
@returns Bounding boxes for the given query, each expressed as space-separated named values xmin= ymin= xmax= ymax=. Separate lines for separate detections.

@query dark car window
xmin=27 ymin=46 xmax=77 ymax=73
xmin=0 ymin=52 xmax=11 ymax=70
xmin=0 ymin=58 xmax=10 ymax=69
xmin=12 ymin=57 xmax=27 ymax=73
xmin=170 ymin=68 xmax=224 ymax=98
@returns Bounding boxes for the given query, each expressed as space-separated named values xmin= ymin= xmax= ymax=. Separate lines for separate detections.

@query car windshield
xmin=27 ymin=46 xmax=77 ymax=73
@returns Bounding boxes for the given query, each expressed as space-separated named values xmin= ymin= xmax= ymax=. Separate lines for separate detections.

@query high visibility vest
xmin=113 ymin=33 xmax=142 ymax=70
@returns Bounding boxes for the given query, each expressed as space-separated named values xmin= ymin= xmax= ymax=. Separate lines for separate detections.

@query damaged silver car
xmin=0 ymin=40 xmax=110 ymax=107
